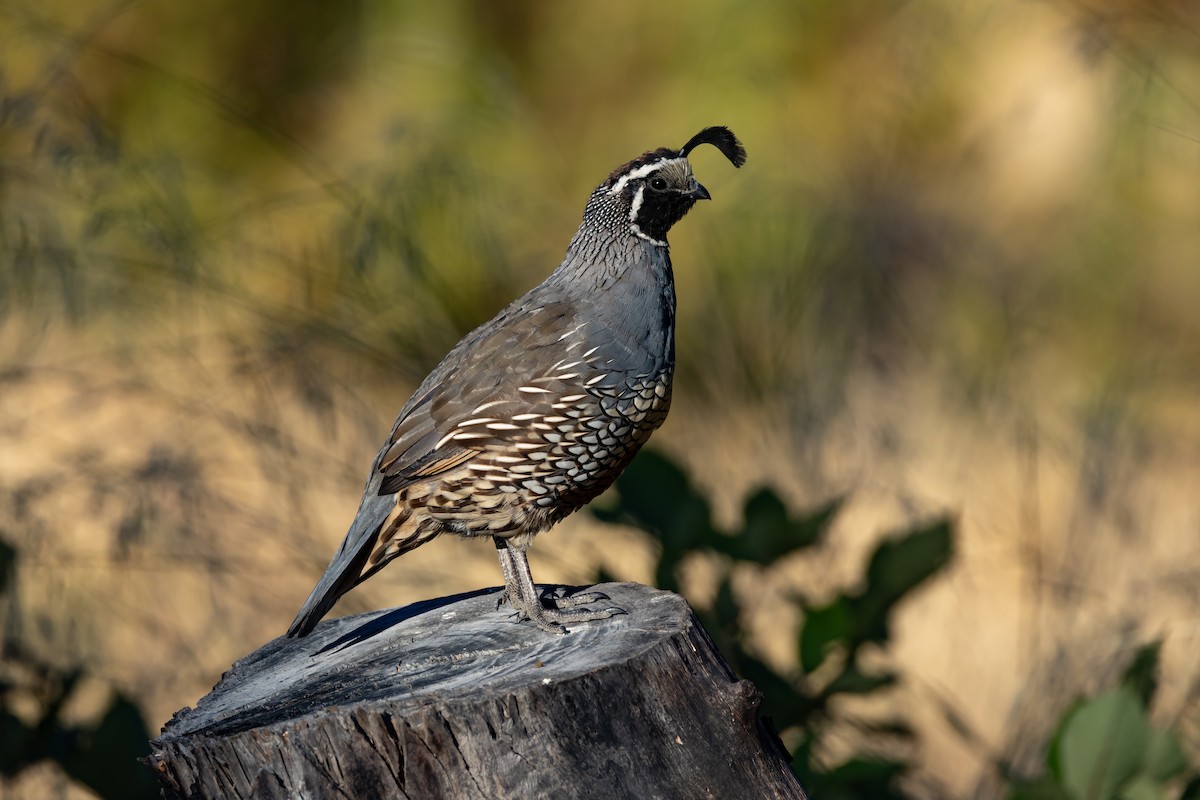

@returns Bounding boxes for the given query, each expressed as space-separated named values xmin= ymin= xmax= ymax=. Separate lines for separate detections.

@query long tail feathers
xmin=285 ymin=491 xmax=395 ymax=638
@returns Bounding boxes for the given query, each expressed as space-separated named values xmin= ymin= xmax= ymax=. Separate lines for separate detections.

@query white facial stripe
xmin=627 ymin=179 xmax=667 ymax=246
xmin=607 ymin=158 xmax=686 ymax=195
xmin=630 ymin=223 xmax=667 ymax=247
xmin=628 ymin=185 xmax=645 ymax=222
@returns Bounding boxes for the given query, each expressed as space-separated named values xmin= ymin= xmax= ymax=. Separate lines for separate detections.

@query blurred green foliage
xmin=593 ymin=450 xmax=953 ymax=798
xmin=595 ymin=451 xmax=1199 ymax=800
xmin=0 ymin=541 xmax=157 ymax=799
xmin=1008 ymin=643 xmax=1200 ymax=800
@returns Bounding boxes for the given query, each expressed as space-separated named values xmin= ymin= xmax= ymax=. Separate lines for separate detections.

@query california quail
xmin=286 ymin=127 xmax=746 ymax=637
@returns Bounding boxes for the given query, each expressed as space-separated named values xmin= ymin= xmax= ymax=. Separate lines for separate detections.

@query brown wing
xmin=375 ymin=300 xmax=599 ymax=494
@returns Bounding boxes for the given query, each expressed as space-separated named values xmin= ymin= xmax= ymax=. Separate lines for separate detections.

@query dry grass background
xmin=1 ymin=0 xmax=1199 ymax=796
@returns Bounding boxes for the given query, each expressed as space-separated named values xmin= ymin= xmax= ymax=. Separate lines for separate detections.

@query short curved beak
xmin=690 ymin=182 xmax=711 ymax=201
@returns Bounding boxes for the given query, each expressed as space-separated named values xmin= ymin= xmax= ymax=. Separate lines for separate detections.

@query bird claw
xmin=539 ymin=587 xmax=611 ymax=608
xmin=502 ymin=591 xmax=626 ymax=633
xmin=525 ymin=601 xmax=626 ymax=633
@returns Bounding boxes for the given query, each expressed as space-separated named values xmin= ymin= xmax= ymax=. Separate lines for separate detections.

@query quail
xmin=286 ymin=127 xmax=746 ymax=637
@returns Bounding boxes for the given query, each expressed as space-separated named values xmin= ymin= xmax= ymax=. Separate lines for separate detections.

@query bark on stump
xmin=148 ymin=582 xmax=807 ymax=799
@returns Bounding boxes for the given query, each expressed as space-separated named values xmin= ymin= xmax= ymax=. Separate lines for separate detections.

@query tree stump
xmin=147 ymin=582 xmax=807 ymax=799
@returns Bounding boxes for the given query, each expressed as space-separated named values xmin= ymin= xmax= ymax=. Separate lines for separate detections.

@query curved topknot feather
xmin=679 ymin=126 xmax=746 ymax=168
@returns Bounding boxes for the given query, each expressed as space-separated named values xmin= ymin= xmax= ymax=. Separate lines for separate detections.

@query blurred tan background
xmin=1 ymin=0 xmax=1198 ymax=796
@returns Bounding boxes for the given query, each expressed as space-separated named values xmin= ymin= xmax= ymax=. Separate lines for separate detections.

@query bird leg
xmin=492 ymin=537 xmax=624 ymax=634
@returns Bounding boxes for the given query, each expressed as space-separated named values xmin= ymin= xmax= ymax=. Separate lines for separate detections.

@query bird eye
xmin=649 ymin=177 xmax=668 ymax=191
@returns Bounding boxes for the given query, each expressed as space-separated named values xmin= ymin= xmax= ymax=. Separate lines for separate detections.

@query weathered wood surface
xmin=148 ymin=582 xmax=807 ymax=799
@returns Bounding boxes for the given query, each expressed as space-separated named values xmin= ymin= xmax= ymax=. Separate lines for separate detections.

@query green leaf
xmin=593 ymin=564 xmax=617 ymax=584
xmin=1008 ymin=777 xmax=1076 ymax=800
xmin=799 ymin=598 xmax=852 ymax=673
xmin=1179 ymin=776 xmax=1200 ymax=800
xmin=1140 ymin=728 xmax=1186 ymax=783
xmin=1119 ymin=774 xmax=1166 ymax=800
xmin=593 ymin=450 xmax=718 ymax=590
xmin=600 ymin=450 xmax=693 ymax=533
xmin=1121 ymin=642 xmax=1160 ymax=707
xmin=0 ymin=708 xmax=32 ymax=776
xmin=731 ymin=490 xmax=838 ymax=564
xmin=1047 ymin=699 xmax=1080 ymax=782
xmin=1057 ymin=687 xmax=1149 ymax=800
xmin=836 ymin=520 xmax=954 ymax=652
xmin=823 ymin=666 xmax=896 ymax=696
xmin=0 ymin=538 xmax=16 ymax=597
xmin=59 ymin=694 xmax=159 ymax=800
xmin=711 ymin=574 xmax=740 ymax=630
xmin=863 ymin=520 xmax=954 ymax=611
xmin=851 ymin=718 xmax=915 ymax=741
xmin=737 ymin=656 xmax=815 ymax=729
xmin=595 ymin=450 xmax=714 ymax=554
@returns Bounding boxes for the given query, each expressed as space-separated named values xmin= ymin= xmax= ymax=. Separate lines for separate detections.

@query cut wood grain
xmin=147 ymin=582 xmax=807 ymax=799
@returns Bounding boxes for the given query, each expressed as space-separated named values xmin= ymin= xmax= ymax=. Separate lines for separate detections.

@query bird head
xmin=595 ymin=126 xmax=747 ymax=246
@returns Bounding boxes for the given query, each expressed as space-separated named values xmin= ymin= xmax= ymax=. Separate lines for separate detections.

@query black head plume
xmin=678 ymin=126 xmax=747 ymax=168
